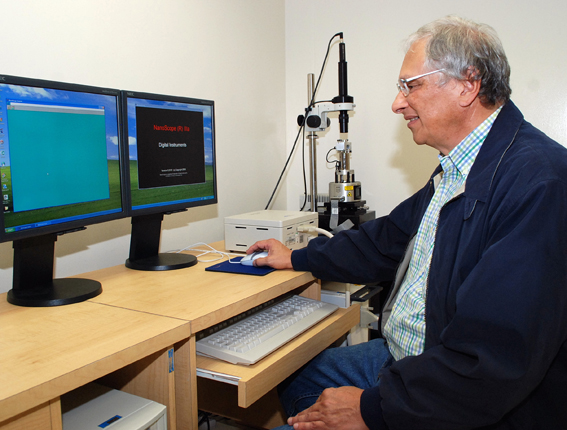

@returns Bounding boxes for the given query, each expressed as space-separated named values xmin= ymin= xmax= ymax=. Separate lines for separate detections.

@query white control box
xmin=62 ymin=383 xmax=167 ymax=430
xmin=224 ymin=210 xmax=318 ymax=252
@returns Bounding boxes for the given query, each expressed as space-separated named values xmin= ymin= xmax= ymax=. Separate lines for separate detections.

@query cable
xmin=297 ymin=225 xmax=334 ymax=238
xmin=265 ymin=121 xmax=306 ymax=210
xmin=326 ymin=147 xmax=340 ymax=168
xmin=265 ymin=33 xmax=344 ymax=210
xmin=171 ymin=242 xmax=242 ymax=263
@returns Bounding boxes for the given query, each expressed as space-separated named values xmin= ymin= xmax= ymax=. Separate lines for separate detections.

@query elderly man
xmin=251 ymin=16 xmax=567 ymax=430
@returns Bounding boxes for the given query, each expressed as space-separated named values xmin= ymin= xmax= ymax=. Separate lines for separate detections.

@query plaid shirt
xmin=383 ymin=107 xmax=502 ymax=360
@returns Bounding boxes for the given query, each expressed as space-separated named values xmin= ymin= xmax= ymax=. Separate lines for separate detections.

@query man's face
xmin=392 ymin=39 xmax=464 ymax=155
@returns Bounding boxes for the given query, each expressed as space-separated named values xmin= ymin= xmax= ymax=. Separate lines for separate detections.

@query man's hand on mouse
xmin=247 ymin=239 xmax=293 ymax=269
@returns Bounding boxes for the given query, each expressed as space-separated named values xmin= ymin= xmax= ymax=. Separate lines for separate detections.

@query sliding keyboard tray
xmin=196 ymin=303 xmax=360 ymax=408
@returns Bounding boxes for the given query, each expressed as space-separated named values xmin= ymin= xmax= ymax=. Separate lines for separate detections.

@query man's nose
xmin=392 ymin=90 xmax=407 ymax=114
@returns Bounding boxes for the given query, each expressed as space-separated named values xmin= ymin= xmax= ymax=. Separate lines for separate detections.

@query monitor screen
xmin=0 ymin=77 xmax=125 ymax=241
xmin=0 ymin=74 xmax=126 ymax=306
xmin=122 ymin=91 xmax=216 ymax=270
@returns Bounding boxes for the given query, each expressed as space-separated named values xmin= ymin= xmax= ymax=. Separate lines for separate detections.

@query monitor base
xmin=7 ymin=278 xmax=102 ymax=307
xmin=125 ymin=253 xmax=198 ymax=271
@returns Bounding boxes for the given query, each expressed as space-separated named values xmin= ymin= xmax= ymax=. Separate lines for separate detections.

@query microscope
xmin=297 ymin=36 xmax=375 ymax=232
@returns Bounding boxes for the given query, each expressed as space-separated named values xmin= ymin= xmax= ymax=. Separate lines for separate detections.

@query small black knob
xmin=306 ymin=115 xmax=322 ymax=128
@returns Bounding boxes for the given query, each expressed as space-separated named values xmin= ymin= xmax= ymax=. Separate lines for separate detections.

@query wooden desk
xmin=0 ymin=298 xmax=190 ymax=430
xmin=1 ymin=242 xmax=359 ymax=430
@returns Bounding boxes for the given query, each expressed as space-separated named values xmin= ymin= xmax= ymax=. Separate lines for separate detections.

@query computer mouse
xmin=240 ymin=251 xmax=269 ymax=266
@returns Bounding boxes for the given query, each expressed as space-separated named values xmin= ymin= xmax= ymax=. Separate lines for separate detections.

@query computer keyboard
xmin=196 ymin=295 xmax=339 ymax=365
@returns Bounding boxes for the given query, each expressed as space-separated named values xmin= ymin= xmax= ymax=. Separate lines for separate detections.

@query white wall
xmin=0 ymin=0 xmax=287 ymax=293
xmin=284 ymin=0 xmax=567 ymax=217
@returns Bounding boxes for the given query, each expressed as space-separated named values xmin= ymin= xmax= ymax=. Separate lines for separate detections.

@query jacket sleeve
xmin=377 ymin=175 xmax=567 ymax=429
xmin=291 ymin=183 xmax=430 ymax=285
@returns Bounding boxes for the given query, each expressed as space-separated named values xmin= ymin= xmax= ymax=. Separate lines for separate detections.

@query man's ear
xmin=459 ymin=67 xmax=481 ymax=107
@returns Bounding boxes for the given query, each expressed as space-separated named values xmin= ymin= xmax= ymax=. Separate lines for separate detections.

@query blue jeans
xmin=274 ymin=338 xmax=393 ymax=430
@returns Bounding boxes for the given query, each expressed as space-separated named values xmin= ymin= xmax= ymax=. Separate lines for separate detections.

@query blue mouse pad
xmin=205 ymin=257 xmax=276 ymax=276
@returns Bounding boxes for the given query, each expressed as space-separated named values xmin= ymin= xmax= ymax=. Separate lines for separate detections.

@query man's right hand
xmin=247 ymin=238 xmax=293 ymax=270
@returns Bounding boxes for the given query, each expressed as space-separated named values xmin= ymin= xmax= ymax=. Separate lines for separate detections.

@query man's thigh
xmin=279 ymin=338 xmax=392 ymax=418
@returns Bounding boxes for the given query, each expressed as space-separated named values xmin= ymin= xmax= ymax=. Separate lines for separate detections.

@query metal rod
xmin=307 ymin=73 xmax=317 ymax=212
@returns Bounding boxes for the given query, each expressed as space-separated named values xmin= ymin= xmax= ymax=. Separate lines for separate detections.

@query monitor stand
xmin=7 ymin=233 xmax=102 ymax=307
xmin=125 ymin=212 xmax=197 ymax=271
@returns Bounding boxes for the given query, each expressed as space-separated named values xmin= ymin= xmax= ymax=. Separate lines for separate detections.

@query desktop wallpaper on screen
xmin=0 ymin=83 xmax=122 ymax=234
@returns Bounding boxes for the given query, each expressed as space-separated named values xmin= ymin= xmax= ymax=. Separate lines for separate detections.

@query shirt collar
xmin=438 ymin=106 xmax=503 ymax=177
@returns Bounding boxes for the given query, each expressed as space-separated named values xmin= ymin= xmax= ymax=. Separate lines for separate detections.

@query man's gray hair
xmin=406 ymin=16 xmax=511 ymax=105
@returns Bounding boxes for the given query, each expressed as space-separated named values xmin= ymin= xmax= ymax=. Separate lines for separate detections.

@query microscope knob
xmin=306 ymin=115 xmax=322 ymax=128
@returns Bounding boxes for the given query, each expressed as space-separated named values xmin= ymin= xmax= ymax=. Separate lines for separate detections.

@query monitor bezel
xmin=0 ymin=74 xmax=128 ymax=244
xmin=120 ymin=89 xmax=218 ymax=219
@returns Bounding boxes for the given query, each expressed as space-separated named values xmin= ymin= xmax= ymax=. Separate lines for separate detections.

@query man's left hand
xmin=287 ymin=386 xmax=369 ymax=430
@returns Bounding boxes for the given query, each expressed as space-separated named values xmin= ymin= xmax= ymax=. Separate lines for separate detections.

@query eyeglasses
xmin=396 ymin=69 xmax=445 ymax=96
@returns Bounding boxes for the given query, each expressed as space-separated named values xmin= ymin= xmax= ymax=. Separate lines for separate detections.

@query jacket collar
xmin=428 ymin=100 xmax=524 ymax=214
xmin=464 ymin=100 xmax=524 ymax=203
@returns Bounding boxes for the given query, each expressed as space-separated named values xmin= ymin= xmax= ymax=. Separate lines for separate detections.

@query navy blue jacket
xmin=292 ymin=101 xmax=567 ymax=429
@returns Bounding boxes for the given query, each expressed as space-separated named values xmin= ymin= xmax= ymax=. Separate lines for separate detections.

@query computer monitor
xmin=0 ymin=74 xmax=127 ymax=306
xmin=121 ymin=90 xmax=217 ymax=271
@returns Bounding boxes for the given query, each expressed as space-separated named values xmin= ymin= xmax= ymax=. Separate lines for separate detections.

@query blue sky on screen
xmin=0 ymin=84 xmax=120 ymax=163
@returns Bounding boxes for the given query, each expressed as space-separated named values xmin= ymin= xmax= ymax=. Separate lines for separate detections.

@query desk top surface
xmin=87 ymin=242 xmax=316 ymax=332
xmin=0 ymin=298 xmax=190 ymax=423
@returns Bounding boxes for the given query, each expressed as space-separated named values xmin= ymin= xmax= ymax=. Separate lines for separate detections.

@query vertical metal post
xmin=307 ymin=73 xmax=318 ymax=212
